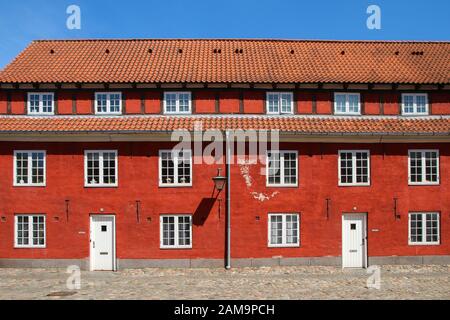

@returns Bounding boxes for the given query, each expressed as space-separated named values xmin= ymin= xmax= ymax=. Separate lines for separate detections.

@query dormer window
xmin=266 ymin=92 xmax=293 ymax=114
xmin=402 ymin=93 xmax=428 ymax=115
xmin=164 ymin=92 xmax=192 ymax=114
xmin=334 ymin=93 xmax=361 ymax=115
xmin=95 ymin=92 xmax=122 ymax=115
xmin=27 ymin=93 xmax=54 ymax=115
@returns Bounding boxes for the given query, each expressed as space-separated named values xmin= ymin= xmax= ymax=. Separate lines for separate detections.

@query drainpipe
xmin=225 ymin=130 xmax=231 ymax=270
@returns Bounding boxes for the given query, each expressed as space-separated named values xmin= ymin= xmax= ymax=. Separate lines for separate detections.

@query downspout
xmin=225 ymin=130 xmax=231 ymax=270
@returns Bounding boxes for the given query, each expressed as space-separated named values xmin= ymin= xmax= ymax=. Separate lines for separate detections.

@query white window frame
xmin=94 ymin=92 xmax=123 ymax=115
xmin=13 ymin=150 xmax=46 ymax=187
xmin=408 ymin=212 xmax=440 ymax=246
xmin=27 ymin=92 xmax=55 ymax=115
xmin=408 ymin=149 xmax=440 ymax=186
xmin=266 ymin=92 xmax=294 ymax=115
xmin=338 ymin=150 xmax=371 ymax=186
xmin=159 ymin=149 xmax=193 ymax=187
xmin=401 ymin=93 xmax=429 ymax=116
xmin=266 ymin=150 xmax=298 ymax=187
xmin=84 ymin=150 xmax=118 ymax=187
xmin=163 ymin=92 xmax=192 ymax=114
xmin=334 ymin=93 xmax=361 ymax=115
xmin=14 ymin=214 xmax=46 ymax=248
xmin=160 ymin=215 xmax=193 ymax=249
xmin=268 ymin=213 xmax=300 ymax=248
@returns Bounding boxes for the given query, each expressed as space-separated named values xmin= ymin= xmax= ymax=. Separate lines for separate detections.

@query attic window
xmin=213 ymin=49 xmax=222 ymax=54
xmin=412 ymin=51 xmax=424 ymax=56
xmin=235 ymin=49 xmax=243 ymax=54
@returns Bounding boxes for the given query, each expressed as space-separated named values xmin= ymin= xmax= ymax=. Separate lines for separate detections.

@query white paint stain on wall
xmin=239 ymin=161 xmax=280 ymax=202
xmin=251 ymin=191 xmax=280 ymax=202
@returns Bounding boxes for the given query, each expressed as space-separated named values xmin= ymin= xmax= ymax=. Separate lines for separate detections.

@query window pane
xmin=335 ymin=94 xmax=346 ymax=113
xmin=267 ymin=93 xmax=279 ymax=113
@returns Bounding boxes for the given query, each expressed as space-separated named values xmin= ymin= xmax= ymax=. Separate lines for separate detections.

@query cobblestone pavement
xmin=0 ymin=265 xmax=448 ymax=300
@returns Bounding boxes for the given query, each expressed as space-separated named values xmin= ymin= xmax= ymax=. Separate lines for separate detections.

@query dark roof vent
xmin=213 ymin=49 xmax=222 ymax=54
xmin=148 ymin=48 xmax=153 ymax=54
xmin=235 ymin=49 xmax=243 ymax=54
xmin=178 ymin=49 xmax=183 ymax=53
xmin=412 ymin=51 xmax=424 ymax=56
xmin=290 ymin=50 xmax=295 ymax=54
xmin=340 ymin=50 xmax=345 ymax=55
xmin=395 ymin=51 xmax=400 ymax=55
xmin=105 ymin=49 xmax=110 ymax=54
xmin=50 ymin=49 xmax=55 ymax=54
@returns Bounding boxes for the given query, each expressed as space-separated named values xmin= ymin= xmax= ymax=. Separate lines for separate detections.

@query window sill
xmin=408 ymin=242 xmax=440 ymax=246
xmin=338 ymin=183 xmax=371 ymax=187
xmin=84 ymin=184 xmax=119 ymax=188
xmin=13 ymin=184 xmax=46 ymax=187
xmin=159 ymin=184 xmax=193 ymax=188
xmin=266 ymin=184 xmax=298 ymax=188
xmin=14 ymin=246 xmax=46 ymax=249
xmin=268 ymin=244 xmax=300 ymax=248
xmin=408 ymin=183 xmax=440 ymax=186
xmin=160 ymin=246 xmax=193 ymax=250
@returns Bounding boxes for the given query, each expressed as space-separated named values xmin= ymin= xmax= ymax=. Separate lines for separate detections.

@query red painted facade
xmin=0 ymin=89 xmax=449 ymax=116
xmin=0 ymin=139 xmax=448 ymax=261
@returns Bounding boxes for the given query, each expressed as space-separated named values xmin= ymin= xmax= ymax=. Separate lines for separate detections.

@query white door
xmin=342 ymin=214 xmax=367 ymax=268
xmin=90 ymin=215 xmax=116 ymax=271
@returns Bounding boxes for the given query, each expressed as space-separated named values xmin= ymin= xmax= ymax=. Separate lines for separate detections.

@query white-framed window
xmin=95 ymin=92 xmax=122 ymax=115
xmin=27 ymin=93 xmax=54 ymax=115
xmin=334 ymin=93 xmax=361 ymax=115
xmin=338 ymin=150 xmax=370 ymax=186
xmin=13 ymin=151 xmax=46 ymax=186
xmin=402 ymin=93 xmax=429 ymax=115
xmin=266 ymin=92 xmax=294 ymax=114
xmin=164 ymin=92 xmax=192 ymax=114
xmin=266 ymin=151 xmax=298 ymax=187
xmin=160 ymin=215 xmax=192 ymax=249
xmin=84 ymin=150 xmax=118 ymax=187
xmin=14 ymin=215 xmax=46 ymax=248
xmin=268 ymin=213 xmax=300 ymax=247
xmin=408 ymin=150 xmax=440 ymax=185
xmin=159 ymin=149 xmax=192 ymax=187
xmin=409 ymin=212 xmax=440 ymax=245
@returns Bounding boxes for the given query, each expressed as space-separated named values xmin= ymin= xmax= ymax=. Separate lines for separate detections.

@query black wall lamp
xmin=212 ymin=168 xmax=227 ymax=192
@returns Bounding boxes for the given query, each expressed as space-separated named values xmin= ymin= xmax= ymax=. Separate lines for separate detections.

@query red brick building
xmin=0 ymin=39 xmax=449 ymax=270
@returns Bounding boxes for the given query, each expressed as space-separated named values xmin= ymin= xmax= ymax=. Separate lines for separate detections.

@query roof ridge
xmin=31 ymin=38 xmax=450 ymax=44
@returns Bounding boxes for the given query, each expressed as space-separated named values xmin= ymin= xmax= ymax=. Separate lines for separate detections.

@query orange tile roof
xmin=0 ymin=116 xmax=448 ymax=135
xmin=0 ymin=39 xmax=449 ymax=84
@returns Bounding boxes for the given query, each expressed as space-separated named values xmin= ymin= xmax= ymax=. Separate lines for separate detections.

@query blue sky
xmin=0 ymin=0 xmax=449 ymax=68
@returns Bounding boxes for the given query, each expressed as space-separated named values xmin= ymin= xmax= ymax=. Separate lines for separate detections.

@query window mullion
xmin=280 ymin=153 xmax=285 ymax=184
xmin=27 ymin=154 xmax=33 ymax=184
xmin=174 ymin=216 xmax=179 ymax=246
xmin=282 ymin=215 xmax=286 ymax=245
xmin=106 ymin=94 xmax=111 ymax=113
xmin=99 ymin=153 xmax=104 ymax=185
xmin=173 ymin=155 xmax=178 ymax=185
xmin=421 ymin=213 xmax=426 ymax=243
xmin=421 ymin=152 xmax=426 ymax=182
xmin=29 ymin=216 xmax=34 ymax=245
xmin=352 ymin=152 xmax=357 ymax=183
xmin=175 ymin=94 xmax=180 ymax=113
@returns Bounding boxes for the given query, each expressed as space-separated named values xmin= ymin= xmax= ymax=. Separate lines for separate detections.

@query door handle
xmin=92 ymin=241 xmax=95 ymax=249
